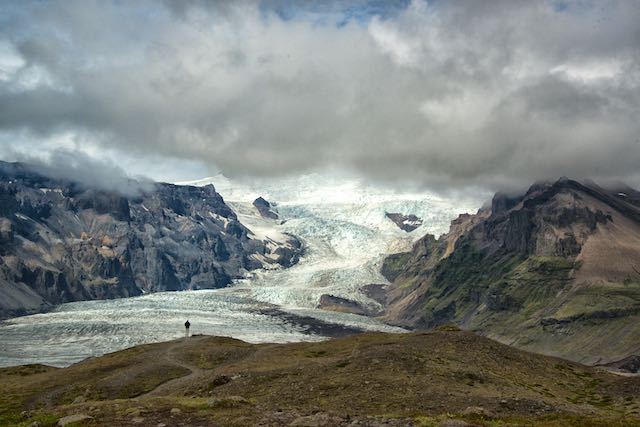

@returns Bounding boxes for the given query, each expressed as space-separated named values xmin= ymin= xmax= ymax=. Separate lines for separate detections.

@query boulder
xmin=57 ymin=414 xmax=93 ymax=426
xmin=253 ymin=197 xmax=279 ymax=220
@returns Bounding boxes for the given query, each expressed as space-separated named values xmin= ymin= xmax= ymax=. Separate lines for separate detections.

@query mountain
xmin=0 ymin=161 xmax=301 ymax=319
xmin=252 ymin=196 xmax=279 ymax=220
xmin=177 ymin=173 xmax=479 ymax=313
xmin=385 ymin=212 xmax=423 ymax=232
xmin=2 ymin=330 xmax=639 ymax=426
xmin=381 ymin=178 xmax=640 ymax=365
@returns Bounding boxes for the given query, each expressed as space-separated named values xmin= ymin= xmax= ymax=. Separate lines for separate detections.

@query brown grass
xmin=1 ymin=331 xmax=639 ymax=426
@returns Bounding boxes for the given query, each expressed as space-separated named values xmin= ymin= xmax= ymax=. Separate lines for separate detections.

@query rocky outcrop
xmin=253 ymin=197 xmax=278 ymax=220
xmin=361 ymin=283 xmax=388 ymax=306
xmin=317 ymin=294 xmax=382 ymax=316
xmin=600 ymin=355 xmax=640 ymax=373
xmin=270 ymin=235 xmax=302 ymax=267
xmin=381 ymin=178 xmax=640 ymax=365
xmin=385 ymin=212 xmax=423 ymax=232
xmin=0 ymin=161 xmax=301 ymax=319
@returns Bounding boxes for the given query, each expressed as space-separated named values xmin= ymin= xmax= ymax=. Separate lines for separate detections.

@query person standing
xmin=184 ymin=320 xmax=191 ymax=338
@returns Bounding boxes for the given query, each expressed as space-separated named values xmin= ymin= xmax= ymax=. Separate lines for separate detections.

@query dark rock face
xmin=361 ymin=283 xmax=389 ymax=306
xmin=601 ymin=355 xmax=640 ymax=373
xmin=253 ymin=197 xmax=278 ymax=220
xmin=0 ymin=161 xmax=301 ymax=319
xmin=317 ymin=294 xmax=382 ymax=316
xmin=481 ymin=179 xmax=612 ymax=257
xmin=272 ymin=235 xmax=302 ymax=268
xmin=491 ymin=192 xmax=521 ymax=216
xmin=385 ymin=212 xmax=423 ymax=232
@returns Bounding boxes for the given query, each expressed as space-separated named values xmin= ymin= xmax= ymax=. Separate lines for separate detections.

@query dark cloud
xmin=0 ymin=0 xmax=638 ymax=191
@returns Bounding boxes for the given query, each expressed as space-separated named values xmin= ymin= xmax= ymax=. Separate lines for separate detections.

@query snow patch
xmin=39 ymin=188 xmax=63 ymax=194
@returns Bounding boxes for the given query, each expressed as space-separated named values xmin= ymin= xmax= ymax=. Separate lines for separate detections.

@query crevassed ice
xmin=217 ymin=174 xmax=483 ymax=311
xmin=0 ymin=174 xmax=484 ymax=368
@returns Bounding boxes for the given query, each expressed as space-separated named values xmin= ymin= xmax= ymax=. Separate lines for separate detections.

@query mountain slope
xmin=382 ymin=178 xmax=640 ymax=365
xmin=1 ymin=330 xmax=639 ymax=426
xmin=0 ymin=161 xmax=301 ymax=319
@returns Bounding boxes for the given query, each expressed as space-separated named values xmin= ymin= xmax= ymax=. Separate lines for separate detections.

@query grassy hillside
xmin=386 ymin=238 xmax=640 ymax=365
xmin=382 ymin=179 xmax=640 ymax=365
xmin=1 ymin=331 xmax=639 ymax=426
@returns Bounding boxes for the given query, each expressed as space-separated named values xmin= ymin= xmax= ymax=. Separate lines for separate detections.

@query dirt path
xmin=140 ymin=336 xmax=211 ymax=397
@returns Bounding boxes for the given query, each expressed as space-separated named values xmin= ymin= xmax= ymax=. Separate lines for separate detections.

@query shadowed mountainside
xmin=0 ymin=161 xmax=301 ymax=319
xmin=381 ymin=178 xmax=640 ymax=366
xmin=1 ymin=330 xmax=639 ymax=426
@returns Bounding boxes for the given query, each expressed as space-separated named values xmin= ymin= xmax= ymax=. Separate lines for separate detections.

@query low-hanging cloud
xmin=17 ymin=149 xmax=154 ymax=197
xmin=0 ymin=0 xmax=639 ymax=192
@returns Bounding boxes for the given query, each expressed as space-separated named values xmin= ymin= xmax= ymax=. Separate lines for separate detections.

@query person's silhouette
xmin=184 ymin=320 xmax=191 ymax=337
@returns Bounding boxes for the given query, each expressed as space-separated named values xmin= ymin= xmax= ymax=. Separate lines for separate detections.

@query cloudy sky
xmin=0 ymin=0 xmax=639 ymax=191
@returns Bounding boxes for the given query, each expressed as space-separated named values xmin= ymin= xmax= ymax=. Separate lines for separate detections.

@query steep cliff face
xmin=252 ymin=197 xmax=279 ymax=220
xmin=382 ymin=178 xmax=640 ymax=365
xmin=0 ymin=161 xmax=301 ymax=319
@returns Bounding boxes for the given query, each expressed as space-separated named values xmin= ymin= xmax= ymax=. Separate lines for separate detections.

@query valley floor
xmin=1 ymin=329 xmax=639 ymax=426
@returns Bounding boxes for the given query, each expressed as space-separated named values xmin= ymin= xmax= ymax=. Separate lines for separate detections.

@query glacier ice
xmin=0 ymin=174 xmax=484 ymax=367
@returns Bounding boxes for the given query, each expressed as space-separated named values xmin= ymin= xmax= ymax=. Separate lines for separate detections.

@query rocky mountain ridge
xmin=381 ymin=178 xmax=640 ymax=365
xmin=0 ymin=161 xmax=301 ymax=319
xmin=385 ymin=212 xmax=423 ymax=232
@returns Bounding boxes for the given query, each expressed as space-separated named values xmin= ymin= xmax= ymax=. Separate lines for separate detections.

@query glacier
xmin=0 ymin=174 xmax=484 ymax=367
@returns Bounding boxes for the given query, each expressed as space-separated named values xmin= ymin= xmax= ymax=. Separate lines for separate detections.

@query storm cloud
xmin=0 ymin=0 xmax=639 ymax=191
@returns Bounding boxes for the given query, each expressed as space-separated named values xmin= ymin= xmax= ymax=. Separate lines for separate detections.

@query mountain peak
xmin=382 ymin=178 xmax=640 ymax=366
xmin=0 ymin=164 xmax=302 ymax=319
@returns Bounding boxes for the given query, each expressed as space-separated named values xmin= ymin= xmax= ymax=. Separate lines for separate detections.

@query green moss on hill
xmin=412 ymin=238 xmax=578 ymax=328
xmin=381 ymin=251 xmax=412 ymax=282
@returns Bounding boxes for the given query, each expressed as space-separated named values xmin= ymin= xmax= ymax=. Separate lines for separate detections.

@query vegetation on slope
xmin=1 ymin=332 xmax=639 ymax=426
xmin=382 ymin=179 xmax=640 ymax=365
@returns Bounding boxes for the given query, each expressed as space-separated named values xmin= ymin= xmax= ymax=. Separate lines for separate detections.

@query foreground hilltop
xmin=0 ymin=161 xmax=301 ymax=319
xmin=382 ymin=178 xmax=640 ymax=365
xmin=1 ymin=330 xmax=638 ymax=426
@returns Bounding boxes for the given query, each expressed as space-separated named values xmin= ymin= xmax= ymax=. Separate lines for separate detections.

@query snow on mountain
xmin=0 ymin=173 xmax=485 ymax=368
